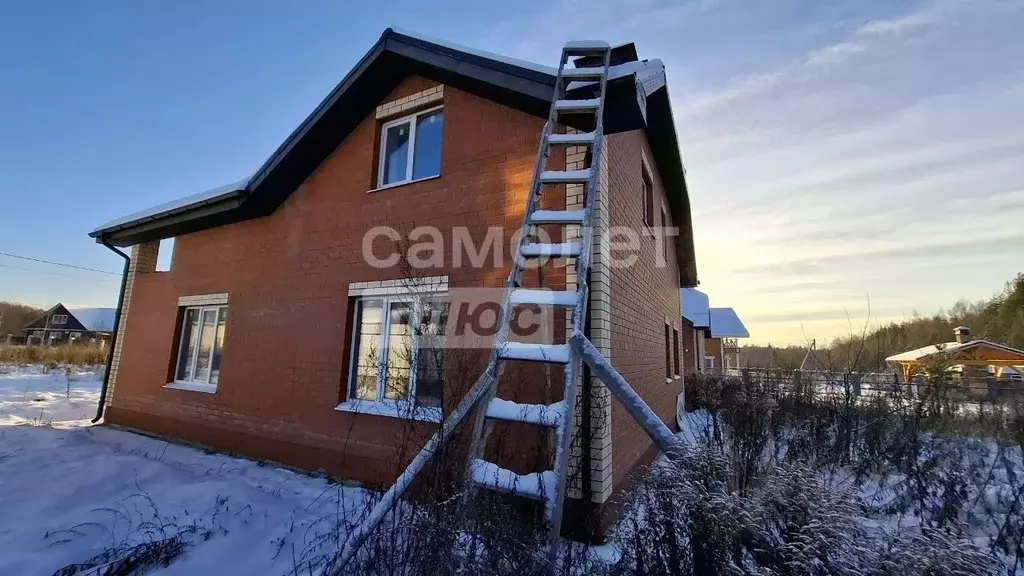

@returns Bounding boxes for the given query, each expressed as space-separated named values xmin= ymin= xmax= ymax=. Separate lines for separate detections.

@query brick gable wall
xmin=605 ymin=130 xmax=684 ymax=493
xmin=106 ymin=76 xmax=568 ymax=485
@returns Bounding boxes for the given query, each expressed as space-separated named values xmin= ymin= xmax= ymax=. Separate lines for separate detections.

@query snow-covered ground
xmin=0 ymin=365 xmax=370 ymax=575
xmin=0 ymin=364 xmax=103 ymax=426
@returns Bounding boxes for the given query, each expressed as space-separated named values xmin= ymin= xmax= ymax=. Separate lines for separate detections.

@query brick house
xmin=681 ymin=288 xmax=749 ymax=373
xmin=89 ymin=29 xmax=697 ymax=536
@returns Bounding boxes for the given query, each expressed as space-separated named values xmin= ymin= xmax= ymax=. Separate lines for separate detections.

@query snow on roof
xmin=886 ymin=340 xmax=1024 ymax=363
xmin=681 ymin=288 xmax=711 ymax=328
xmin=710 ymin=307 xmax=749 ymax=338
xmin=92 ymin=178 xmax=250 ymax=234
xmin=66 ymin=307 xmax=116 ymax=333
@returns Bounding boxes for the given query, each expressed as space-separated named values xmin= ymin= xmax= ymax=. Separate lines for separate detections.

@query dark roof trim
xmin=89 ymin=28 xmax=697 ymax=285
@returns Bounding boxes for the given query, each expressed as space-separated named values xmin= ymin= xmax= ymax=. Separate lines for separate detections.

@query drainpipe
xmin=92 ymin=238 xmax=131 ymax=423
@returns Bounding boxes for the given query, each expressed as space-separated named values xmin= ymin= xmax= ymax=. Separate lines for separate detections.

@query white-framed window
xmin=641 ymin=161 xmax=654 ymax=229
xmin=377 ymin=106 xmax=444 ymax=188
xmin=173 ymin=305 xmax=228 ymax=390
xmin=704 ymin=355 xmax=716 ymax=371
xmin=346 ymin=294 xmax=448 ymax=413
xmin=32 ymin=330 xmax=44 ymax=339
xmin=70 ymin=332 xmax=82 ymax=338
xmin=51 ymin=314 xmax=68 ymax=325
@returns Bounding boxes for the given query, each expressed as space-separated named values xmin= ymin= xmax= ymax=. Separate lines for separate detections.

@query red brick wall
xmin=107 ymin=76 xmax=567 ymax=486
xmin=605 ymin=130 xmax=685 ymax=492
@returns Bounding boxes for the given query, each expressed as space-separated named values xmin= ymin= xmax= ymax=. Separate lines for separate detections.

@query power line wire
xmin=0 ymin=251 xmax=121 ymax=276
xmin=0 ymin=262 xmax=118 ymax=283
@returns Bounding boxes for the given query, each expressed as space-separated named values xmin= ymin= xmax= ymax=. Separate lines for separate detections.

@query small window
xmin=660 ymin=206 xmax=669 ymax=261
xmin=378 ymin=107 xmax=444 ymax=188
xmin=70 ymin=332 xmax=82 ymax=338
xmin=664 ymin=323 xmax=672 ymax=380
xmin=51 ymin=314 xmax=68 ymax=325
xmin=348 ymin=295 xmax=447 ymax=407
xmin=174 ymin=305 xmax=228 ymax=387
xmin=672 ymin=328 xmax=680 ymax=376
xmin=704 ymin=356 xmax=716 ymax=371
xmin=642 ymin=163 xmax=654 ymax=228
xmin=32 ymin=331 xmax=44 ymax=338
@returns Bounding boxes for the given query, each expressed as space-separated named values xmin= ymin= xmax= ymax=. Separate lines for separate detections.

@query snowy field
xmin=0 ymin=365 xmax=369 ymax=575
xmin=0 ymin=364 xmax=103 ymax=427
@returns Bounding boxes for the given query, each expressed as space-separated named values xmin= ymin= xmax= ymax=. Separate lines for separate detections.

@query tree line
xmin=0 ymin=301 xmax=45 ymax=338
xmin=743 ymin=273 xmax=1024 ymax=371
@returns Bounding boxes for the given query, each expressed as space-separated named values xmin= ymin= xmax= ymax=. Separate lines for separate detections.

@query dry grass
xmin=0 ymin=344 xmax=107 ymax=366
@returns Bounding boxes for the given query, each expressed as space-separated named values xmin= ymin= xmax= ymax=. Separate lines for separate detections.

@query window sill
xmin=666 ymin=375 xmax=681 ymax=384
xmin=368 ymin=174 xmax=440 ymax=193
xmin=335 ymin=399 xmax=442 ymax=423
xmin=164 ymin=381 xmax=217 ymax=394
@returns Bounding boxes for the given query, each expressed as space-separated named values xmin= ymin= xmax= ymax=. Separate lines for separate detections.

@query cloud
xmin=476 ymin=0 xmax=1024 ymax=344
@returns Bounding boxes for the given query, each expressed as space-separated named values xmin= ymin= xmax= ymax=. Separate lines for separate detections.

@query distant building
xmin=22 ymin=304 xmax=115 ymax=346
xmin=681 ymin=288 xmax=711 ymax=372
xmin=886 ymin=326 xmax=1024 ymax=389
xmin=708 ymin=307 xmax=750 ymax=372
xmin=680 ymin=289 xmax=749 ymax=372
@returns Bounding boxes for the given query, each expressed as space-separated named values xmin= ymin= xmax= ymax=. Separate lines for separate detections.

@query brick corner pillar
xmin=105 ymin=240 xmax=159 ymax=410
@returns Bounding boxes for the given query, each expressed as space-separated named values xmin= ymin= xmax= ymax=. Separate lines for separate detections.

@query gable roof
xmin=709 ymin=307 xmax=749 ymax=338
xmin=22 ymin=303 xmax=116 ymax=333
xmin=886 ymin=339 xmax=1024 ymax=365
xmin=681 ymin=288 xmax=711 ymax=329
xmin=67 ymin=307 xmax=116 ymax=333
xmin=89 ymin=28 xmax=697 ymax=286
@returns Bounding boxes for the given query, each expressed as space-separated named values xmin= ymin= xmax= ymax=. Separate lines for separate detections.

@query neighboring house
xmin=88 ymin=30 xmax=697 ymax=537
xmin=22 ymin=304 xmax=116 ymax=345
xmin=680 ymin=287 xmax=710 ymax=372
xmin=680 ymin=289 xmax=750 ymax=373
xmin=707 ymin=307 xmax=750 ymax=372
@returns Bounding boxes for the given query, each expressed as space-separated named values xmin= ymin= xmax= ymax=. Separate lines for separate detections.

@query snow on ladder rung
xmin=561 ymin=67 xmax=605 ymax=80
xmin=530 ymin=209 xmax=586 ymax=224
xmin=486 ymin=398 xmax=566 ymax=427
xmin=540 ymin=169 xmax=591 ymax=184
xmin=510 ymin=288 xmax=577 ymax=307
xmin=499 ymin=342 xmax=571 ymax=364
xmin=470 ymin=459 xmax=557 ymax=501
xmin=520 ymin=242 xmax=582 ymax=258
xmin=553 ymin=98 xmax=601 ymax=113
xmin=546 ymin=132 xmax=596 ymax=145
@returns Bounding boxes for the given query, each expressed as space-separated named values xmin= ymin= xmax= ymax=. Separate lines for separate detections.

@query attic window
xmin=378 ymin=107 xmax=444 ymax=188
xmin=642 ymin=162 xmax=654 ymax=228
xmin=51 ymin=314 xmax=68 ymax=325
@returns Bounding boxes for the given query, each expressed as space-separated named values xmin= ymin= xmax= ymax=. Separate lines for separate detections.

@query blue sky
xmin=1 ymin=0 xmax=1021 ymax=345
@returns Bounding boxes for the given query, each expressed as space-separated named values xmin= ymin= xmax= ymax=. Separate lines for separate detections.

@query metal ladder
xmin=326 ymin=40 xmax=680 ymax=575
xmin=463 ymin=39 xmax=613 ymax=559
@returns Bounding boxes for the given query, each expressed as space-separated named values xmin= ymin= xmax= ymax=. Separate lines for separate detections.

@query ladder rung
xmin=561 ymin=67 xmax=605 ymax=80
xmin=499 ymin=342 xmax=571 ymax=364
xmin=539 ymin=169 xmax=591 ymax=184
xmin=553 ymin=98 xmax=600 ymax=113
xmin=530 ymin=209 xmax=586 ymax=224
xmin=546 ymin=132 xmax=596 ymax=145
xmin=486 ymin=398 xmax=566 ymax=427
xmin=564 ymin=40 xmax=610 ymax=56
xmin=520 ymin=242 xmax=582 ymax=258
xmin=470 ymin=459 xmax=557 ymax=501
xmin=510 ymin=288 xmax=577 ymax=308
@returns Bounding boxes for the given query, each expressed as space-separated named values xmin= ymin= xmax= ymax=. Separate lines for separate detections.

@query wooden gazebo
xmin=886 ymin=326 xmax=1024 ymax=383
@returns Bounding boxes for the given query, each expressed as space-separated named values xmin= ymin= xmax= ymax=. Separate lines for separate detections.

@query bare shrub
xmin=0 ymin=344 xmax=107 ymax=366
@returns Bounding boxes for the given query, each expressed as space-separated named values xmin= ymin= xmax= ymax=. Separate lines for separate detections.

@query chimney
xmin=954 ymin=326 xmax=971 ymax=344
